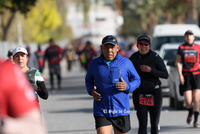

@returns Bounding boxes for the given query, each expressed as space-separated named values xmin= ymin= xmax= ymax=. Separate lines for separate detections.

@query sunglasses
xmin=138 ymin=43 xmax=150 ymax=47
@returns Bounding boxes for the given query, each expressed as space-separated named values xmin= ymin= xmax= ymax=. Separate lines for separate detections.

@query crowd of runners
xmin=1 ymin=30 xmax=200 ymax=134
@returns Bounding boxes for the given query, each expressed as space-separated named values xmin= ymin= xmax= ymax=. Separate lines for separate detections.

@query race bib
xmin=184 ymin=56 xmax=196 ymax=63
xmin=139 ymin=94 xmax=154 ymax=106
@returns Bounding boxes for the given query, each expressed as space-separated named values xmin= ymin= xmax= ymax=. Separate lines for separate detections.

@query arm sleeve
xmin=150 ymin=55 xmax=169 ymax=79
xmin=35 ymin=71 xmax=48 ymax=100
xmin=36 ymin=81 xmax=48 ymax=100
xmin=85 ymin=61 xmax=95 ymax=96
xmin=125 ymin=60 xmax=141 ymax=93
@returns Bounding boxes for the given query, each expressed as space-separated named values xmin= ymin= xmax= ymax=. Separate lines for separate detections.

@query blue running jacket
xmin=85 ymin=53 xmax=140 ymax=117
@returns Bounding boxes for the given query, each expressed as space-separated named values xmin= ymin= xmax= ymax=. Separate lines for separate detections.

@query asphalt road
xmin=39 ymin=61 xmax=200 ymax=134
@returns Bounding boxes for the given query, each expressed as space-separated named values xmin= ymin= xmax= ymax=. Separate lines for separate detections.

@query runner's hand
xmin=140 ymin=65 xmax=151 ymax=72
xmin=180 ymin=74 xmax=184 ymax=85
xmin=31 ymin=84 xmax=39 ymax=92
xmin=116 ymin=77 xmax=127 ymax=91
xmin=92 ymin=86 xmax=102 ymax=101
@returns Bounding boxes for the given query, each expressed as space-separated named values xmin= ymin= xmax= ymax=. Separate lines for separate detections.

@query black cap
xmin=86 ymin=41 xmax=92 ymax=46
xmin=49 ymin=38 xmax=54 ymax=42
xmin=7 ymin=49 xmax=13 ymax=57
xmin=137 ymin=35 xmax=151 ymax=43
xmin=102 ymin=35 xmax=118 ymax=46
xmin=184 ymin=30 xmax=193 ymax=36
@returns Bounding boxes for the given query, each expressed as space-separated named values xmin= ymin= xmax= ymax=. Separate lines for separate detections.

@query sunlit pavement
xmin=40 ymin=60 xmax=200 ymax=134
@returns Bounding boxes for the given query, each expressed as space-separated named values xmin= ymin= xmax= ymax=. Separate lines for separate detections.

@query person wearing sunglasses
xmin=129 ymin=35 xmax=168 ymax=134
xmin=85 ymin=35 xmax=140 ymax=134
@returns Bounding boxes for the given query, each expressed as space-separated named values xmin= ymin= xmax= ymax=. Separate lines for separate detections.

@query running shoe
xmin=193 ymin=122 xmax=200 ymax=128
xmin=187 ymin=114 xmax=193 ymax=124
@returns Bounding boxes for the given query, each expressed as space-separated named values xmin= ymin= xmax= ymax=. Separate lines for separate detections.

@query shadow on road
xmin=56 ymin=96 xmax=92 ymax=101
xmin=48 ymin=85 xmax=88 ymax=95
xmin=158 ymin=125 xmax=199 ymax=132
xmin=48 ymin=129 xmax=95 ymax=133
xmin=48 ymin=108 xmax=93 ymax=114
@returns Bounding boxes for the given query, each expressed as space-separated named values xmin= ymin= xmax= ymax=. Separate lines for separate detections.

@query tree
xmin=121 ymin=0 xmax=199 ymax=38
xmin=22 ymin=0 xmax=62 ymax=43
xmin=121 ymin=0 xmax=168 ymax=37
xmin=0 ymin=0 xmax=36 ymax=40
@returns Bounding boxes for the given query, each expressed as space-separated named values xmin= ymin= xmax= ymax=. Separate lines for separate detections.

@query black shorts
xmin=183 ymin=73 xmax=200 ymax=92
xmin=94 ymin=115 xmax=131 ymax=133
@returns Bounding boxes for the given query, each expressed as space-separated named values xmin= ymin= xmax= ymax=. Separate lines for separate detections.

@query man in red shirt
xmin=0 ymin=60 xmax=46 ymax=134
xmin=44 ymin=38 xmax=64 ymax=90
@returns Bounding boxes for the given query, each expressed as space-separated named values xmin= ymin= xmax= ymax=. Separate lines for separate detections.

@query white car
xmin=151 ymin=24 xmax=200 ymax=53
xmin=159 ymin=44 xmax=180 ymax=96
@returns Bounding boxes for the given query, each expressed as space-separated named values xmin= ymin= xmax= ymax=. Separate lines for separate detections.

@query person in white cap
xmin=12 ymin=46 xmax=48 ymax=102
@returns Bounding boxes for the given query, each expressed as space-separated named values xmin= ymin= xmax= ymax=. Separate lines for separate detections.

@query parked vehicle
xmin=159 ymin=44 xmax=180 ymax=96
xmin=151 ymin=24 xmax=200 ymax=52
xmin=167 ymin=60 xmax=184 ymax=110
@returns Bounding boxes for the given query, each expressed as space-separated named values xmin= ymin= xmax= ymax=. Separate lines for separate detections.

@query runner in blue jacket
xmin=85 ymin=35 xmax=140 ymax=134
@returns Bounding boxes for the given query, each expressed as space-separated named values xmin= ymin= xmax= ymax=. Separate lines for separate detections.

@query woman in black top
xmin=129 ymin=35 xmax=168 ymax=134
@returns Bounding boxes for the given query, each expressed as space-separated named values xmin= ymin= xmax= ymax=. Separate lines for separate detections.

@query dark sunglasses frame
xmin=138 ymin=43 xmax=150 ymax=47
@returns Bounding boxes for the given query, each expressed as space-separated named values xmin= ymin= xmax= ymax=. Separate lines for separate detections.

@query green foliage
xmin=0 ymin=0 xmax=37 ymax=40
xmin=23 ymin=0 xmax=62 ymax=43
xmin=0 ymin=0 xmax=36 ymax=14
xmin=13 ymin=0 xmax=36 ymax=15
xmin=0 ymin=0 xmax=9 ymax=12
xmin=121 ymin=0 xmax=198 ymax=37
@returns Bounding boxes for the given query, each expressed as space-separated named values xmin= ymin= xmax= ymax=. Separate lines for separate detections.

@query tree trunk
xmin=2 ymin=12 xmax=15 ymax=41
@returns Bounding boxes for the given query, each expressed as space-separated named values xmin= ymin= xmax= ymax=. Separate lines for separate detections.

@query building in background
xmin=66 ymin=0 xmax=123 ymax=46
